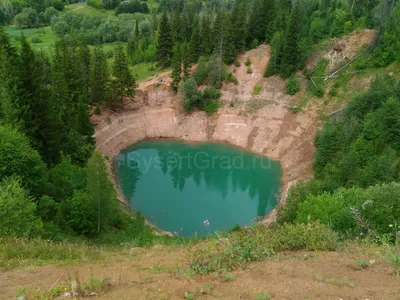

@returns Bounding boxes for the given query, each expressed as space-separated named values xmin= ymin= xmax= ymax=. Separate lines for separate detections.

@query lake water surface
xmin=115 ymin=140 xmax=282 ymax=237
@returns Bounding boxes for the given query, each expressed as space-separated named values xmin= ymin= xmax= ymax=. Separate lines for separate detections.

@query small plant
xmin=184 ymin=291 xmax=196 ymax=299
xmin=385 ymin=241 xmax=400 ymax=276
xmin=252 ymin=84 xmax=262 ymax=95
xmin=247 ymin=66 xmax=253 ymax=74
xmin=350 ymin=259 xmax=375 ymax=270
xmin=255 ymin=293 xmax=272 ymax=300
xmin=234 ymin=59 xmax=241 ymax=67
xmin=221 ymin=272 xmax=235 ymax=281
xmin=325 ymin=276 xmax=355 ymax=287
xmin=245 ymin=57 xmax=251 ymax=67
xmin=94 ymin=105 xmax=101 ymax=115
xmin=200 ymin=283 xmax=212 ymax=294
xmin=286 ymin=74 xmax=300 ymax=95
xmin=15 ymin=287 xmax=26 ymax=298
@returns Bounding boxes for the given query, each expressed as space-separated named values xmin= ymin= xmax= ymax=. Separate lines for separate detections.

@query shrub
xmin=252 ymin=84 xmax=262 ymax=95
xmin=183 ymin=78 xmax=202 ymax=112
xmin=286 ymin=74 xmax=300 ymax=95
xmin=190 ymin=222 xmax=338 ymax=274
xmin=234 ymin=59 xmax=241 ymax=67
xmin=245 ymin=57 xmax=251 ymax=67
xmin=246 ymin=66 xmax=253 ymax=74
xmin=203 ymin=100 xmax=221 ymax=115
xmin=202 ymin=87 xmax=221 ymax=101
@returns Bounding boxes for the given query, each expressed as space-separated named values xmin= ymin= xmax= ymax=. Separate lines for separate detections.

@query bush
xmin=234 ymin=59 xmax=241 ymax=67
xmin=252 ymin=84 xmax=262 ymax=95
xmin=190 ymin=222 xmax=339 ymax=274
xmin=286 ymin=74 xmax=300 ymax=95
xmin=246 ymin=66 xmax=252 ymax=74
xmin=203 ymin=100 xmax=221 ymax=115
xmin=224 ymin=72 xmax=238 ymax=85
xmin=245 ymin=57 xmax=251 ymax=67
xmin=183 ymin=78 xmax=202 ymax=112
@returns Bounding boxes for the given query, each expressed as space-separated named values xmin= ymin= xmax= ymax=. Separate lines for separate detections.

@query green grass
xmin=64 ymin=3 xmax=113 ymax=15
xmin=131 ymin=62 xmax=167 ymax=82
xmin=4 ymin=26 xmax=57 ymax=53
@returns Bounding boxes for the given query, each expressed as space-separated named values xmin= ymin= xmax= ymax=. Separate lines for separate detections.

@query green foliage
xmin=286 ymin=74 xmax=300 ymax=95
xmin=373 ymin=3 xmax=400 ymax=67
xmin=252 ymin=84 xmax=262 ymax=95
xmin=0 ymin=126 xmax=47 ymax=196
xmin=15 ymin=8 xmax=39 ymax=28
xmin=112 ymin=44 xmax=136 ymax=102
xmin=190 ymin=222 xmax=338 ymax=274
xmin=86 ymin=151 xmax=118 ymax=234
xmin=90 ymin=45 xmax=110 ymax=104
xmin=182 ymin=78 xmax=202 ymax=112
xmin=314 ymin=77 xmax=400 ymax=187
xmin=255 ymin=294 xmax=272 ymax=300
xmin=156 ymin=13 xmax=173 ymax=68
xmin=86 ymin=0 xmax=103 ymax=10
xmin=305 ymin=58 xmax=328 ymax=98
xmin=0 ymin=179 xmax=43 ymax=237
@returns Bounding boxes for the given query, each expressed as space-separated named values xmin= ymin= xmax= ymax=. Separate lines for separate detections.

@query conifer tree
xmin=188 ymin=16 xmax=201 ymax=64
xmin=181 ymin=42 xmax=191 ymax=79
xmin=170 ymin=44 xmax=181 ymax=92
xmin=77 ymin=40 xmax=91 ymax=99
xmin=0 ymin=28 xmax=22 ymax=130
xmin=76 ymin=97 xmax=94 ymax=143
xmin=90 ymin=45 xmax=110 ymax=103
xmin=280 ymin=0 xmax=303 ymax=78
xmin=156 ymin=13 xmax=173 ymax=68
xmin=223 ymin=17 xmax=237 ymax=65
xmin=201 ymin=14 xmax=213 ymax=56
xmin=135 ymin=19 xmax=140 ymax=41
xmin=127 ymin=37 xmax=135 ymax=59
xmin=232 ymin=0 xmax=248 ymax=53
xmin=112 ymin=44 xmax=136 ymax=102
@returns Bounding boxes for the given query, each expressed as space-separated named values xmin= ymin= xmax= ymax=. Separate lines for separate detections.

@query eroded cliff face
xmin=94 ymin=30 xmax=376 ymax=221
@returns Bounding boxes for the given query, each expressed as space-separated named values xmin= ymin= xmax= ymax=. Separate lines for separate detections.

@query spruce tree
xmin=127 ymin=37 xmax=136 ymax=60
xmin=170 ymin=44 xmax=181 ymax=92
xmin=77 ymin=40 xmax=91 ymax=99
xmin=90 ymin=45 xmax=110 ymax=104
xmin=112 ymin=44 xmax=136 ymax=103
xmin=280 ymin=0 xmax=303 ymax=78
xmin=201 ymin=14 xmax=213 ymax=56
xmin=232 ymin=0 xmax=248 ymax=53
xmin=0 ymin=28 xmax=22 ymax=130
xmin=135 ymin=19 xmax=140 ymax=41
xmin=181 ymin=42 xmax=191 ymax=79
xmin=223 ymin=17 xmax=237 ymax=65
xmin=156 ymin=13 xmax=173 ymax=68
xmin=188 ymin=16 xmax=201 ymax=64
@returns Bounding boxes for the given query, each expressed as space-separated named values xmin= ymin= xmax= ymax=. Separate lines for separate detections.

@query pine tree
xmin=170 ymin=44 xmax=181 ymax=92
xmin=156 ymin=13 xmax=173 ymax=68
xmin=86 ymin=151 xmax=117 ymax=233
xmin=280 ymin=0 xmax=303 ymax=78
xmin=112 ymin=44 xmax=137 ymax=102
xmin=90 ymin=45 xmax=110 ymax=104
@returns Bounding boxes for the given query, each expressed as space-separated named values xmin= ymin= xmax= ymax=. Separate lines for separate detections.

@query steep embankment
xmin=93 ymin=30 xmax=376 ymax=215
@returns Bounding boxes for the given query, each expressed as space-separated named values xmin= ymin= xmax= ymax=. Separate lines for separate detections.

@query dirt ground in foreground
xmin=1 ymin=246 xmax=399 ymax=299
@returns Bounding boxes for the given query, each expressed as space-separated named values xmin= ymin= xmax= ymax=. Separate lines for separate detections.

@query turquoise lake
xmin=115 ymin=140 xmax=282 ymax=237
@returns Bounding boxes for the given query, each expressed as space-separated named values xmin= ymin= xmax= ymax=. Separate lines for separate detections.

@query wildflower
xmin=389 ymin=224 xmax=393 ymax=228
xmin=360 ymin=232 xmax=365 ymax=237
xmin=203 ymin=219 xmax=210 ymax=227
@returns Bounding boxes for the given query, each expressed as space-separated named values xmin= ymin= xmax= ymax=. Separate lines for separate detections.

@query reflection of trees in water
xmin=115 ymin=152 xmax=142 ymax=201
xmin=117 ymin=142 xmax=280 ymax=217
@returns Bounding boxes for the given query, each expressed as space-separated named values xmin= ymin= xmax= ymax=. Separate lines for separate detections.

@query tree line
xmin=0 ymin=27 xmax=149 ymax=243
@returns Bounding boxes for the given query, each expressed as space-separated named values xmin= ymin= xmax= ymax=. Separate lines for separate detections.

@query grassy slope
xmin=3 ymin=3 xmax=162 ymax=82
